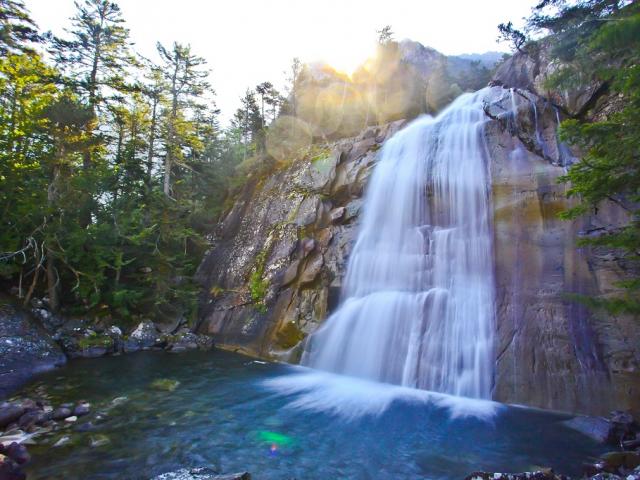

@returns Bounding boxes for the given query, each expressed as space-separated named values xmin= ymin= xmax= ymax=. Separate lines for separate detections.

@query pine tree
xmin=50 ymin=0 xmax=134 ymax=226
xmin=0 ymin=0 xmax=41 ymax=55
xmin=156 ymin=41 xmax=210 ymax=197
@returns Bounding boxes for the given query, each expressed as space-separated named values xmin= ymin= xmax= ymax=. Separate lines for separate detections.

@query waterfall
xmin=302 ymin=89 xmax=496 ymax=400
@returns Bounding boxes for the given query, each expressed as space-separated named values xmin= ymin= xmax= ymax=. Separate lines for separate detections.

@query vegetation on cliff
xmin=502 ymin=0 xmax=640 ymax=314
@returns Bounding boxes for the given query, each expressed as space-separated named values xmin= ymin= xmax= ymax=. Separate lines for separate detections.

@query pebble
xmin=90 ymin=434 xmax=110 ymax=448
xmin=52 ymin=436 xmax=71 ymax=448
xmin=73 ymin=403 xmax=91 ymax=417
xmin=51 ymin=407 xmax=72 ymax=421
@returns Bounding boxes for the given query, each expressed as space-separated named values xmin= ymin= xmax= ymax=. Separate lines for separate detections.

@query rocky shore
xmin=467 ymin=411 xmax=640 ymax=480
xmin=0 ymin=297 xmax=218 ymax=479
xmin=0 ymin=296 xmax=214 ymax=398
xmin=0 ymin=396 xmax=93 ymax=479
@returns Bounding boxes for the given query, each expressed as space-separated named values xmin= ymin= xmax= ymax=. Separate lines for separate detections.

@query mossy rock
xmin=77 ymin=334 xmax=114 ymax=350
xmin=149 ymin=378 xmax=180 ymax=392
xmin=275 ymin=321 xmax=304 ymax=349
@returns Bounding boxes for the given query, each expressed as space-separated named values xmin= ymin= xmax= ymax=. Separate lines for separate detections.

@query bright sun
xmin=320 ymin=42 xmax=376 ymax=76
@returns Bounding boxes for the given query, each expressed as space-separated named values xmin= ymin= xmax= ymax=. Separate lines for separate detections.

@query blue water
xmin=16 ymin=350 xmax=603 ymax=479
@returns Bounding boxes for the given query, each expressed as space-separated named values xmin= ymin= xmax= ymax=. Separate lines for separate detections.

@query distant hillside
xmin=450 ymin=51 xmax=506 ymax=68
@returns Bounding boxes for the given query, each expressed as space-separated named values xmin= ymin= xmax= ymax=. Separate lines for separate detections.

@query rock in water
xmin=152 ymin=468 xmax=251 ymax=480
xmin=465 ymin=471 xmax=568 ymax=480
xmin=124 ymin=321 xmax=159 ymax=352
xmin=149 ymin=379 xmax=180 ymax=392
xmin=0 ymin=405 xmax=25 ymax=430
xmin=72 ymin=402 xmax=91 ymax=417
xmin=562 ymin=416 xmax=611 ymax=444
xmin=51 ymin=407 xmax=72 ymax=421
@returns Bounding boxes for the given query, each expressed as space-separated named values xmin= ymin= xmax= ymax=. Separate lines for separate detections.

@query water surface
xmin=16 ymin=350 xmax=602 ymax=479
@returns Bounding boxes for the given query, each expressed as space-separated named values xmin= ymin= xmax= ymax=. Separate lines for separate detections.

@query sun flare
xmin=320 ymin=42 xmax=375 ymax=76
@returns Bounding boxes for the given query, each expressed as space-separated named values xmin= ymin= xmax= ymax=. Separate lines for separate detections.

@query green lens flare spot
xmin=256 ymin=430 xmax=294 ymax=447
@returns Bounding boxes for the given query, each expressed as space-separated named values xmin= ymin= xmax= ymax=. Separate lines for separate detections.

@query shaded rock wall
xmin=196 ymin=121 xmax=405 ymax=360
xmin=483 ymin=87 xmax=639 ymax=415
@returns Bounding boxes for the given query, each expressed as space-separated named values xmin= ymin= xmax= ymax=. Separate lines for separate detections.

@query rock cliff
xmin=196 ymin=47 xmax=639 ymax=416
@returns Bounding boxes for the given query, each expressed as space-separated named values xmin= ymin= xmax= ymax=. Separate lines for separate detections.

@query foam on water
xmin=263 ymin=366 xmax=501 ymax=421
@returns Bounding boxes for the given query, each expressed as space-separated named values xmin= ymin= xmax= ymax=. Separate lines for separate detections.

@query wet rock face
xmin=483 ymin=87 xmax=639 ymax=415
xmin=195 ymin=121 xmax=405 ymax=359
xmin=492 ymin=45 xmax=607 ymax=117
xmin=0 ymin=301 xmax=66 ymax=397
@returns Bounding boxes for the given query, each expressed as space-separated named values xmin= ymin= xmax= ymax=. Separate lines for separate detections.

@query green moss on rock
xmin=275 ymin=321 xmax=304 ymax=349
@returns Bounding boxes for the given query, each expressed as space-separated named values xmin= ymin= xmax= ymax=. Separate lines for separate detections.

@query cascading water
xmin=302 ymin=89 xmax=496 ymax=399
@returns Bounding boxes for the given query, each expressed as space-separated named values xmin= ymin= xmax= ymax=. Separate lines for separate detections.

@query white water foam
xmin=263 ymin=366 xmax=501 ymax=420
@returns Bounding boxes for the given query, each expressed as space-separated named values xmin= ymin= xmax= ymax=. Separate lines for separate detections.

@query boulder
xmin=164 ymin=331 xmax=214 ymax=353
xmin=58 ymin=330 xmax=117 ymax=359
xmin=329 ymin=207 xmax=345 ymax=223
xmin=0 ymin=405 xmax=24 ymax=430
xmin=124 ymin=321 xmax=159 ymax=352
xmin=17 ymin=410 xmax=48 ymax=429
xmin=491 ymin=45 xmax=606 ymax=116
xmin=72 ymin=402 xmax=90 ymax=417
xmin=0 ymin=301 xmax=66 ymax=397
xmin=51 ymin=407 xmax=72 ymax=421
xmin=609 ymin=411 xmax=639 ymax=443
xmin=601 ymin=451 xmax=640 ymax=470
xmin=299 ymin=254 xmax=324 ymax=285
xmin=0 ymin=442 xmax=29 ymax=465
xmin=563 ymin=416 xmax=611 ymax=443
xmin=280 ymin=260 xmax=301 ymax=287
xmin=0 ymin=452 xmax=26 ymax=480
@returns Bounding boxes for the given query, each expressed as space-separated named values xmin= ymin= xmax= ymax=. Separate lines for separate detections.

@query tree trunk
xmin=45 ymin=141 xmax=64 ymax=312
xmin=46 ymin=247 xmax=59 ymax=312
xmin=164 ymin=59 xmax=180 ymax=197
xmin=147 ymin=95 xmax=158 ymax=185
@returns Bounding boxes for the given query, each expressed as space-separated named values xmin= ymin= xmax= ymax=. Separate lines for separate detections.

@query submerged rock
xmin=465 ymin=471 xmax=568 ymax=480
xmin=152 ymin=468 xmax=251 ymax=480
xmin=562 ymin=416 xmax=611 ymax=444
xmin=149 ymin=379 xmax=180 ymax=392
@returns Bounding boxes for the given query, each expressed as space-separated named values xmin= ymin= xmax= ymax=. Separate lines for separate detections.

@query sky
xmin=25 ymin=0 xmax=535 ymax=124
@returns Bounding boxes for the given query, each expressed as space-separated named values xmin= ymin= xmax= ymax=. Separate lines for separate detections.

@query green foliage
xmin=249 ymin=270 xmax=269 ymax=313
xmin=0 ymin=0 xmax=249 ymax=325
xmin=248 ymin=249 xmax=269 ymax=313
xmin=497 ymin=21 xmax=528 ymax=53
xmin=522 ymin=0 xmax=640 ymax=314
xmin=77 ymin=333 xmax=114 ymax=350
xmin=0 ymin=0 xmax=42 ymax=55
